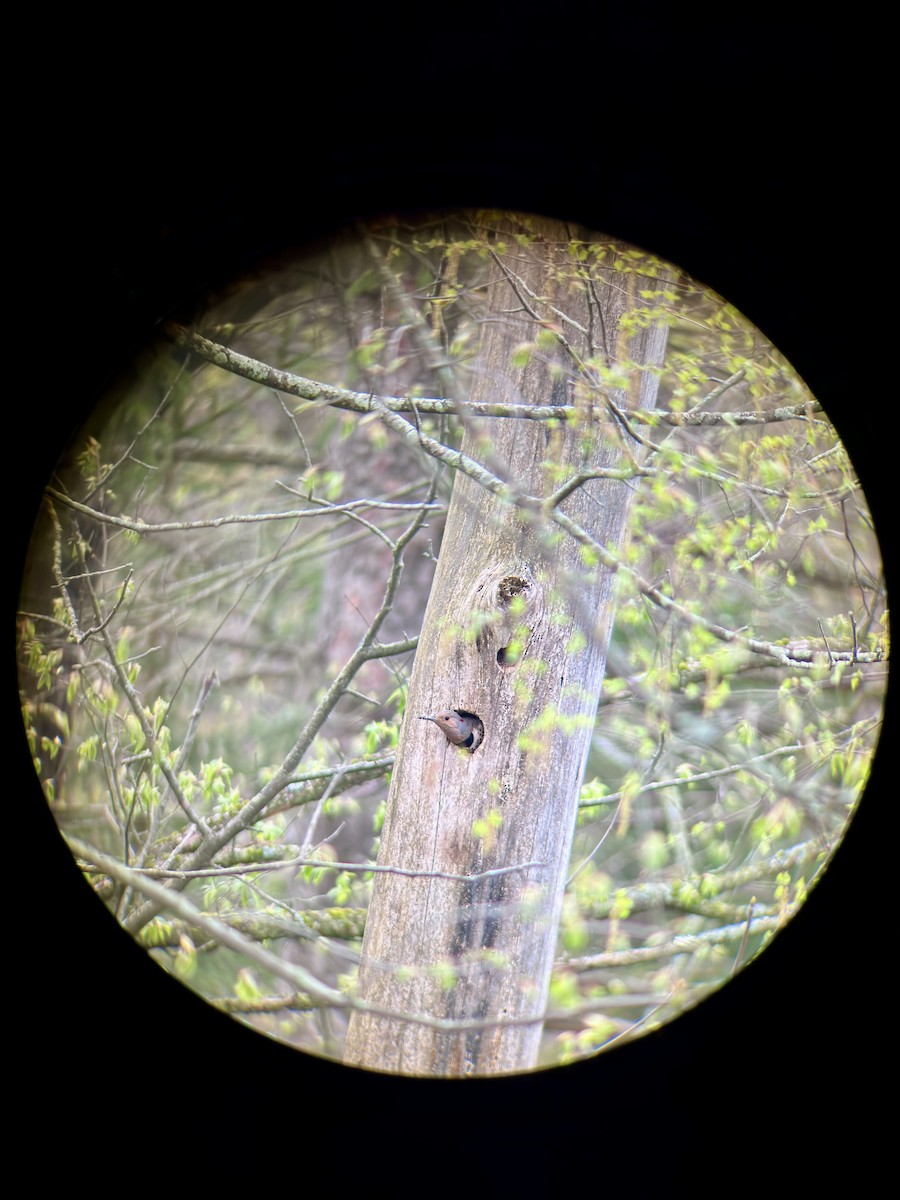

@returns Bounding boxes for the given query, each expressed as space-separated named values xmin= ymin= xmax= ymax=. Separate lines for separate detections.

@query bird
xmin=419 ymin=709 xmax=483 ymax=752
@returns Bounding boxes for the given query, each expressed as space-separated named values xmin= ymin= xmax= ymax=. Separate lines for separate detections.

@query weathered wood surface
xmin=345 ymin=216 xmax=670 ymax=1075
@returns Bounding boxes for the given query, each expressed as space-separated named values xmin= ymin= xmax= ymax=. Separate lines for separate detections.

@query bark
xmin=344 ymin=215 xmax=670 ymax=1075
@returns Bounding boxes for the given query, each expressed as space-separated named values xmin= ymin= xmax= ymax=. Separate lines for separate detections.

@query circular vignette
xmin=17 ymin=209 xmax=889 ymax=1086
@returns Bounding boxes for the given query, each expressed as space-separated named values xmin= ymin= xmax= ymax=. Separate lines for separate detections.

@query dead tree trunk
xmin=344 ymin=216 xmax=670 ymax=1075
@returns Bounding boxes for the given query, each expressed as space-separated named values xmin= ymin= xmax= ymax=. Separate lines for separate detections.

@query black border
xmin=17 ymin=16 xmax=889 ymax=1186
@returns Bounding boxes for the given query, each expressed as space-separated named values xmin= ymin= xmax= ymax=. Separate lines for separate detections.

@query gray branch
xmin=167 ymin=322 xmax=824 ymax=427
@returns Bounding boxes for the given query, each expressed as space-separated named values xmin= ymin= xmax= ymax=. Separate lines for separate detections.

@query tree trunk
xmin=344 ymin=216 xmax=670 ymax=1075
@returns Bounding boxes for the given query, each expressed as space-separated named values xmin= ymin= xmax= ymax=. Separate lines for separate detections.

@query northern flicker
xmin=419 ymin=709 xmax=483 ymax=752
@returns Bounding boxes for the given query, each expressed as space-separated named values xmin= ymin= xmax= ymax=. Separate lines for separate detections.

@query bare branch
xmin=123 ymin=492 xmax=437 ymax=934
xmin=72 ymin=837 xmax=571 ymax=1036
xmin=155 ymin=330 xmax=882 ymax=678
xmin=165 ymin=323 xmax=824 ymax=427
xmin=551 ymin=506 xmax=885 ymax=667
xmin=565 ymin=913 xmax=784 ymax=970
xmin=579 ymin=740 xmax=809 ymax=809
xmin=136 ymin=856 xmax=548 ymax=884
xmin=46 ymin=487 xmax=439 ymax=536
xmin=582 ymin=837 xmax=831 ymax=919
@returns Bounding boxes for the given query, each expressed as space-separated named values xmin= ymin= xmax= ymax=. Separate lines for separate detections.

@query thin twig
xmin=124 ymin=490 xmax=438 ymax=934
xmin=122 ymin=856 xmax=549 ymax=883
xmin=46 ymin=487 xmax=439 ymax=536
xmin=74 ymin=836 xmax=565 ymax=1035
xmin=80 ymin=548 xmax=210 ymax=836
